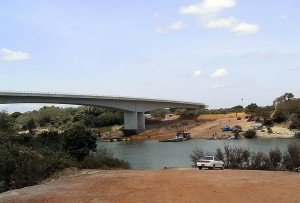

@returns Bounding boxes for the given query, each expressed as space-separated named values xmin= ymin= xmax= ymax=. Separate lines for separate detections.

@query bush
xmin=189 ymin=148 xmax=204 ymax=167
xmin=268 ymin=147 xmax=282 ymax=170
xmin=294 ymin=132 xmax=300 ymax=138
xmin=81 ymin=146 xmax=130 ymax=169
xmin=0 ymin=143 xmax=45 ymax=192
xmin=282 ymin=142 xmax=300 ymax=171
xmin=290 ymin=117 xmax=300 ymax=129
xmin=223 ymin=145 xmax=250 ymax=169
xmin=273 ymin=110 xmax=288 ymax=123
xmin=63 ymin=123 xmax=97 ymax=161
xmin=267 ymin=127 xmax=273 ymax=134
xmin=243 ymin=129 xmax=256 ymax=138
xmin=215 ymin=147 xmax=224 ymax=161
xmin=250 ymin=151 xmax=268 ymax=170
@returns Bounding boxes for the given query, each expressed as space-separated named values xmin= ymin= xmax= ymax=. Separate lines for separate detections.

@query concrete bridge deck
xmin=0 ymin=91 xmax=206 ymax=132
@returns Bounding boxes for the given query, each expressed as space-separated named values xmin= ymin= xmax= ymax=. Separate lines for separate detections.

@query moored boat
xmin=159 ymin=131 xmax=191 ymax=142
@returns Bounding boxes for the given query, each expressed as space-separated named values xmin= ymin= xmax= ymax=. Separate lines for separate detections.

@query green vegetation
xmin=190 ymin=142 xmax=300 ymax=171
xmin=243 ymin=129 xmax=257 ymax=139
xmin=0 ymin=108 xmax=130 ymax=193
xmin=241 ymin=93 xmax=300 ymax=135
xmin=15 ymin=106 xmax=123 ymax=132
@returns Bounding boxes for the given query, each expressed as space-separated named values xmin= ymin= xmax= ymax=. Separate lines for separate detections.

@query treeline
xmin=190 ymin=143 xmax=300 ymax=171
xmin=244 ymin=93 xmax=300 ymax=130
xmin=148 ymin=105 xmax=244 ymax=119
xmin=0 ymin=110 xmax=130 ymax=193
xmin=7 ymin=106 xmax=123 ymax=133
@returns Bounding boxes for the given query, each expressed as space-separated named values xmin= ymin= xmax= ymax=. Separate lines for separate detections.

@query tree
xmin=26 ymin=118 xmax=36 ymax=133
xmin=10 ymin=112 xmax=22 ymax=119
xmin=232 ymin=125 xmax=242 ymax=138
xmin=150 ymin=109 xmax=169 ymax=118
xmin=273 ymin=92 xmax=294 ymax=106
xmin=63 ymin=123 xmax=97 ymax=161
xmin=0 ymin=111 xmax=14 ymax=133
xmin=245 ymin=103 xmax=258 ymax=120
xmin=256 ymin=106 xmax=274 ymax=125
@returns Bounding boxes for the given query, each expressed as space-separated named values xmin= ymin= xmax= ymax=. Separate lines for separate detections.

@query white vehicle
xmin=196 ymin=156 xmax=225 ymax=170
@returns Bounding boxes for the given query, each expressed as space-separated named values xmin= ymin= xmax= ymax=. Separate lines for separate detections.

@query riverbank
xmin=1 ymin=169 xmax=299 ymax=202
xmin=132 ymin=116 xmax=296 ymax=140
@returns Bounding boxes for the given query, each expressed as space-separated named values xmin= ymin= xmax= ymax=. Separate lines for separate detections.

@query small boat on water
xmin=159 ymin=132 xmax=191 ymax=142
xmin=101 ymin=137 xmax=131 ymax=142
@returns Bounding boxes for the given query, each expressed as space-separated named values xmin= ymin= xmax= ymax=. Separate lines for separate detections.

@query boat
xmin=159 ymin=132 xmax=191 ymax=142
xmin=228 ymin=135 xmax=237 ymax=140
xmin=101 ymin=137 xmax=131 ymax=142
xmin=159 ymin=137 xmax=183 ymax=142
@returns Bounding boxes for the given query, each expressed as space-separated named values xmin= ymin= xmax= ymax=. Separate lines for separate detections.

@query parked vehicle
xmin=196 ymin=156 xmax=225 ymax=170
xmin=222 ymin=125 xmax=233 ymax=131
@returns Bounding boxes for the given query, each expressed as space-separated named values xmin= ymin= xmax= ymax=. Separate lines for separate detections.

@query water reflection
xmin=97 ymin=138 xmax=300 ymax=170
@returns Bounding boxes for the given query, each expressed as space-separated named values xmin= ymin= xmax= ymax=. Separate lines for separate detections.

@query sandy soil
xmin=189 ymin=117 xmax=252 ymax=139
xmin=139 ymin=116 xmax=296 ymax=140
xmin=189 ymin=117 xmax=296 ymax=139
xmin=1 ymin=169 xmax=300 ymax=203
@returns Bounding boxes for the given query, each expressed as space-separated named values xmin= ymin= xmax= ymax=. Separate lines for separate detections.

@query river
xmin=97 ymin=138 xmax=300 ymax=170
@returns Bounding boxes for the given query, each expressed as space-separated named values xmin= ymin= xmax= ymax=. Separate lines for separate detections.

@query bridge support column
xmin=124 ymin=112 xmax=137 ymax=131
xmin=124 ymin=111 xmax=145 ymax=133
xmin=137 ymin=112 xmax=145 ymax=130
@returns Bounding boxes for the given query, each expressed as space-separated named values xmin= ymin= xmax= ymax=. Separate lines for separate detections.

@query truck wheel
xmin=198 ymin=167 xmax=202 ymax=170
xmin=221 ymin=164 xmax=225 ymax=170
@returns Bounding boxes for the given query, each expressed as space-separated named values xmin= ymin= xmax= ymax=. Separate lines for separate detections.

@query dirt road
xmin=1 ymin=169 xmax=299 ymax=203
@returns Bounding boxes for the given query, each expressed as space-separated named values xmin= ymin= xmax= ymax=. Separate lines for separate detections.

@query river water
xmin=97 ymin=138 xmax=300 ymax=170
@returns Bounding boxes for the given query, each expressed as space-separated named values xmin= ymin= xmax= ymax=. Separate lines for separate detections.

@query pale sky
xmin=1 ymin=0 xmax=300 ymax=112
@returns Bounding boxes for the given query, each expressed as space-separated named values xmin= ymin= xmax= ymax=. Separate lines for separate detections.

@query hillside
xmin=132 ymin=113 xmax=296 ymax=140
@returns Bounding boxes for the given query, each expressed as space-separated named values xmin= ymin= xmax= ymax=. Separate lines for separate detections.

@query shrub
xmin=215 ymin=147 xmax=224 ymax=162
xmin=0 ymin=143 xmax=45 ymax=192
xmin=267 ymin=127 xmax=273 ymax=134
xmin=223 ymin=145 xmax=250 ymax=169
xmin=290 ymin=117 xmax=300 ymax=129
xmin=243 ymin=129 xmax=256 ymax=138
xmin=294 ymin=132 xmax=300 ymax=138
xmin=189 ymin=148 xmax=204 ymax=167
xmin=250 ymin=151 xmax=268 ymax=170
xmin=273 ymin=110 xmax=288 ymax=123
xmin=268 ymin=147 xmax=282 ymax=170
xmin=63 ymin=123 xmax=97 ymax=161
xmin=282 ymin=142 xmax=300 ymax=171
xmin=81 ymin=146 xmax=130 ymax=169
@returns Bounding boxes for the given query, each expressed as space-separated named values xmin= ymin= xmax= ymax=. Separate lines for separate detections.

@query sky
xmin=1 ymin=0 xmax=300 ymax=112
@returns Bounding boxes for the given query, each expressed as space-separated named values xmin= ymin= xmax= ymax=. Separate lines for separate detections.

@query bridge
xmin=0 ymin=91 xmax=206 ymax=132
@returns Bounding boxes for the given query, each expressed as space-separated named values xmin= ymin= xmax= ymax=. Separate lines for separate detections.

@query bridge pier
xmin=137 ymin=112 xmax=145 ymax=130
xmin=124 ymin=111 xmax=145 ymax=132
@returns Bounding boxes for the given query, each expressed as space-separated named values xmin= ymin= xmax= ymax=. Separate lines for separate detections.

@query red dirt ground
xmin=1 ymin=169 xmax=300 ymax=203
